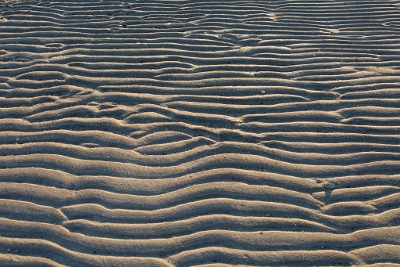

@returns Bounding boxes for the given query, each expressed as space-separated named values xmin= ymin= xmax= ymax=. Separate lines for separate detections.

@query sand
xmin=0 ymin=0 xmax=400 ymax=266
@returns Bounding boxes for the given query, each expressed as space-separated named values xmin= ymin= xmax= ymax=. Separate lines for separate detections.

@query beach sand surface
xmin=0 ymin=0 xmax=400 ymax=266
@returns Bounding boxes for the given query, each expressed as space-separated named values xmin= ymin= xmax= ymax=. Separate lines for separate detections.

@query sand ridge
xmin=0 ymin=0 xmax=400 ymax=266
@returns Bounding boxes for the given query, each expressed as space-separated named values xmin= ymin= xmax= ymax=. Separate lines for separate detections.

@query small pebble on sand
xmin=324 ymin=182 xmax=336 ymax=190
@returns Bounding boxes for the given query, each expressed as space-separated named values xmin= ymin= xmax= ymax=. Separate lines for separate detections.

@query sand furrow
xmin=2 ymin=152 xmax=400 ymax=178
xmin=0 ymin=218 xmax=399 ymax=258
xmin=0 ymin=167 xmax=320 ymax=194
xmin=0 ymin=181 xmax=323 ymax=210
xmin=3 ymin=141 xmax=400 ymax=167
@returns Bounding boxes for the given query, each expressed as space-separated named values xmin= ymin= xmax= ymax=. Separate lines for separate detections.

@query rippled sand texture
xmin=1 ymin=0 xmax=400 ymax=266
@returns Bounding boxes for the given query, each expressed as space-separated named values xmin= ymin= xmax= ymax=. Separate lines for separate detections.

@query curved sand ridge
xmin=1 ymin=0 xmax=400 ymax=266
